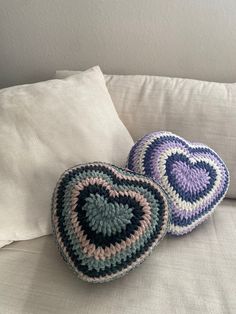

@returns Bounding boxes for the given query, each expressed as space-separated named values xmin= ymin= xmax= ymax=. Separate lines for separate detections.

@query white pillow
xmin=56 ymin=71 xmax=236 ymax=199
xmin=0 ymin=66 xmax=134 ymax=247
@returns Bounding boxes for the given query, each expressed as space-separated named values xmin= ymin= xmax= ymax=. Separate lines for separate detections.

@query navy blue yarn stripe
xmin=138 ymin=135 xmax=225 ymax=179
xmin=171 ymin=178 xmax=229 ymax=227
xmin=58 ymin=219 xmax=163 ymax=278
xmin=56 ymin=164 xmax=165 ymax=212
xmin=128 ymin=135 xmax=229 ymax=229
xmin=54 ymin=165 xmax=167 ymax=279
xmin=76 ymin=184 xmax=145 ymax=248
xmin=56 ymin=194 xmax=165 ymax=278
xmin=56 ymin=178 xmax=159 ymax=248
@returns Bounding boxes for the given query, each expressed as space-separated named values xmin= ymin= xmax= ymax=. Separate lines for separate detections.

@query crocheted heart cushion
xmin=52 ymin=162 xmax=169 ymax=283
xmin=127 ymin=131 xmax=230 ymax=235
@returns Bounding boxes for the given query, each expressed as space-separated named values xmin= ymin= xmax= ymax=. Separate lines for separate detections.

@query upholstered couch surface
xmin=1 ymin=199 xmax=235 ymax=314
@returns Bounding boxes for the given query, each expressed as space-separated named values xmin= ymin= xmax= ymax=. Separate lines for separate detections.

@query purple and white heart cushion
xmin=127 ymin=131 xmax=230 ymax=235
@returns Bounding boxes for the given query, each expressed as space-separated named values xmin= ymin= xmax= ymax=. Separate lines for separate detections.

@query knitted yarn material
xmin=127 ymin=131 xmax=230 ymax=235
xmin=52 ymin=162 xmax=170 ymax=283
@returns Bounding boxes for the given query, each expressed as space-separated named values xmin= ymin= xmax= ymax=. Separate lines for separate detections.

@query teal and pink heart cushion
xmin=127 ymin=131 xmax=230 ymax=235
xmin=52 ymin=162 xmax=170 ymax=283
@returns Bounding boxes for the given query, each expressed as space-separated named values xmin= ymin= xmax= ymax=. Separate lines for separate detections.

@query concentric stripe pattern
xmin=127 ymin=131 xmax=230 ymax=235
xmin=52 ymin=162 xmax=169 ymax=283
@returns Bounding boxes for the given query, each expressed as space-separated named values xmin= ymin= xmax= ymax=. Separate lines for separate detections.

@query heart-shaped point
xmin=52 ymin=162 xmax=170 ymax=282
xmin=127 ymin=131 xmax=230 ymax=235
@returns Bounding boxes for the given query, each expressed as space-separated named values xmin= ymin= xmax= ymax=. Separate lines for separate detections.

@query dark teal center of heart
xmin=83 ymin=194 xmax=134 ymax=236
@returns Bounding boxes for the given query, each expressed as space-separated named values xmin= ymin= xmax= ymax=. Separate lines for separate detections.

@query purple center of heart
xmin=171 ymin=161 xmax=211 ymax=195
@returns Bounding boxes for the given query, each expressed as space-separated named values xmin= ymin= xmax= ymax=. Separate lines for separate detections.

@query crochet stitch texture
xmin=127 ymin=131 xmax=230 ymax=235
xmin=52 ymin=162 xmax=170 ymax=283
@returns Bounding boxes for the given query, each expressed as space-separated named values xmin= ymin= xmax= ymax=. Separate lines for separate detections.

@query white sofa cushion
xmin=0 ymin=66 xmax=134 ymax=247
xmin=56 ymin=71 xmax=236 ymax=198
xmin=1 ymin=199 xmax=235 ymax=314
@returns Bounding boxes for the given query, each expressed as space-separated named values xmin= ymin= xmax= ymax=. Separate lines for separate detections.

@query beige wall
xmin=1 ymin=0 xmax=236 ymax=88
